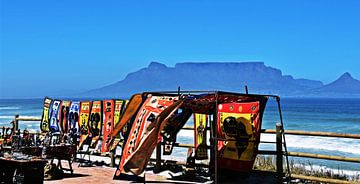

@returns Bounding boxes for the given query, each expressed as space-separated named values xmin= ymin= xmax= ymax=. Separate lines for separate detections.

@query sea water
xmin=1 ymin=98 xmax=359 ymax=172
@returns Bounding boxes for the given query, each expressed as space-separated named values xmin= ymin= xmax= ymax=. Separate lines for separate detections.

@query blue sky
xmin=1 ymin=0 xmax=359 ymax=98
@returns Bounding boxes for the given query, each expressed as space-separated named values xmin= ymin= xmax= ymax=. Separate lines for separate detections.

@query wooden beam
xmin=261 ymin=129 xmax=360 ymax=139
xmin=15 ymin=117 xmax=42 ymax=121
xmin=182 ymin=126 xmax=210 ymax=131
xmin=257 ymin=150 xmax=277 ymax=155
xmin=149 ymin=158 xmax=209 ymax=168
xmin=287 ymin=152 xmax=360 ymax=163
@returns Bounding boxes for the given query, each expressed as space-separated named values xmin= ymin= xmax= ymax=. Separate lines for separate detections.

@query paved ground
xmin=44 ymin=161 xmax=278 ymax=184
xmin=44 ymin=163 xmax=119 ymax=184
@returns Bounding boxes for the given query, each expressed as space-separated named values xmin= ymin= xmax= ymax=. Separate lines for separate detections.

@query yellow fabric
xmin=219 ymin=112 xmax=256 ymax=161
xmin=41 ymin=98 xmax=52 ymax=132
xmin=79 ymin=102 xmax=91 ymax=147
xmin=194 ymin=113 xmax=207 ymax=159
xmin=114 ymin=100 xmax=125 ymax=128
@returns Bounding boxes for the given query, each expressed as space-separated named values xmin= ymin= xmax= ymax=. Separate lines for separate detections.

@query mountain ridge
xmin=307 ymin=72 xmax=360 ymax=96
xmin=82 ymin=62 xmax=359 ymax=98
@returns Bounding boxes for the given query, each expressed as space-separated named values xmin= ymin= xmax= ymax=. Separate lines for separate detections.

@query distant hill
xmin=307 ymin=72 xmax=360 ymax=97
xmin=79 ymin=61 xmax=360 ymax=98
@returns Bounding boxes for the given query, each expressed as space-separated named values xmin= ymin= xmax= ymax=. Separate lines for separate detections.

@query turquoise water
xmin=1 ymin=98 xmax=360 ymax=172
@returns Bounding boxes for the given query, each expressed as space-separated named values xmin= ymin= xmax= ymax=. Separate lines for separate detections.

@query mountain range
xmin=82 ymin=62 xmax=360 ymax=98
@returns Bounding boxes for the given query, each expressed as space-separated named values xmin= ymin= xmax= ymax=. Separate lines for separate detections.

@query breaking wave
xmin=0 ymin=115 xmax=40 ymax=119
xmin=177 ymin=130 xmax=360 ymax=156
xmin=0 ymin=106 xmax=20 ymax=110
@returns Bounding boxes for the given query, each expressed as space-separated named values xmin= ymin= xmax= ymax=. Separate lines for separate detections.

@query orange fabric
xmin=102 ymin=100 xmax=115 ymax=153
xmin=111 ymin=94 xmax=143 ymax=138
xmin=123 ymin=99 xmax=185 ymax=175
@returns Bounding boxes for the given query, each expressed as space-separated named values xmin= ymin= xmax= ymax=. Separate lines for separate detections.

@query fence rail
xmin=287 ymin=151 xmax=360 ymax=163
xmin=262 ymin=129 xmax=360 ymax=139
xmin=15 ymin=117 xmax=42 ymax=121
xmin=9 ymin=114 xmax=360 ymax=184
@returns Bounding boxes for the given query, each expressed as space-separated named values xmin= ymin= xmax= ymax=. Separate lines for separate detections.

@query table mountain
xmin=82 ymin=61 xmax=332 ymax=98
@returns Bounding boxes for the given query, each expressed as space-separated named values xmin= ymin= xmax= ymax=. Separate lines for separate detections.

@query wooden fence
xmin=8 ymin=114 xmax=360 ymax=184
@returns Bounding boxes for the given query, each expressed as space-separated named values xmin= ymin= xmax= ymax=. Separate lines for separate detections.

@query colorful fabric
xmin=194 ymin=113 xmax=208 ymax=160
xmin=115 ymin=94 xmax=178 ymax=177
xmin=161 ymin=108 xmax=192 ymax=155
xmin=101 ymin=100 xmax=115 ymax=153
xmin=216 ymin=101 xmax=266 ymax=172
xmin=121 ymin=98 xmax=184 ymax=175
xmin=67 ymin=101 xmax=80 ymax=134
xmin=49 ymin=100 xmax=62 ymax=133
xmin=89 ymin=101 xmax=102 ymax=148
xmin=111 ymin=94 xmax=142 ymax=139
xmin=40 ymin=97 xmax=52 ymax=132
xmin=79 ymin=101 xmax=92 ymax=148
xmin=113 ymin=100 xmax=125 ymax=136
xmin=119 ymin=100 xmax=131 ymax=147
xmin=59 ymin=101 xmax=71 ymax=133
xmin=110 ymin=100 xmax=126 ymax=150
xmin=183 ymin=93 xmax=267 ymax=114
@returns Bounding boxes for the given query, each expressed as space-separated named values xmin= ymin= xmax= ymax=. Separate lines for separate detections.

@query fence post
xmin=155 ymin=142 xmax=161 ymax=172
xmin=14 ymin=114 xmax=19 ymax=131
xmin=276 ymin=123 xmax=283 ymax=183
xmin=110 ymin=151 xmax=115 ymax=167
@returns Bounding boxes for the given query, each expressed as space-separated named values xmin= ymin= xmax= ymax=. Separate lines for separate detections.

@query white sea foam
xmin=0 ymin=106 xmax=20 ymax=110
xmin=260 ymin=134 xmax=360 ymax=155
xmin=26 ymin=128 xmax=38 ymax=132
xmin=0 ymin=116 xmax=15 ymax=119
xmin=178 ymin=130 xmax=194 ymax=138
xmin=0 ymin=115 xmax=39 ymax=119
xmin=177 ymin=131 xmax=360 ymax=156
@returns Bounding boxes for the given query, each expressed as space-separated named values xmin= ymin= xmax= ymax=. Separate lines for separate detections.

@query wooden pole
xmin=110 ymin=151 xmax=115 ymax=167
xmin=213 ymin=92 xmax=219 ymax=184
xmin=14 ymin=114 xmax=19 ymax=131
xmin=276 ymin=123 xmax=283 ymax=183
xmin=275 ymin=97 xmax=291 ymax=182
xmin=155 ymin=142 xmax=162 ymax=172
xmin=209 ymin=115 xmax=215 ymax=182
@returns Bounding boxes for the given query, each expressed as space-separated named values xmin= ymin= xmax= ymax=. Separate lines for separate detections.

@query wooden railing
xmin=9 ymin=114 xmax=360 ymax=184
xmin=261 ymin=125 xmax=360 ymax=184
xmin=162 ymin=123 xmax=360 ymax=184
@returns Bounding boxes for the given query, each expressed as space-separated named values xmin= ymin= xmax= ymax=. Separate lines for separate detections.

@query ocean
xmin=1 ymin=98 xmax=359 ymax=173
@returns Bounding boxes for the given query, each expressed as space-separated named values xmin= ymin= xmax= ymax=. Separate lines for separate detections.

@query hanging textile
xmin=194 ymin=113 xmax=208 ymax=160
xmin=40 ymin=97 xmax=52 ymax=132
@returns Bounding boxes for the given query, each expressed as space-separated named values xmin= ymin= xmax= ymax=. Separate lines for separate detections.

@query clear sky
xmin=1 ymin=0 xmax=359 ymax=98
